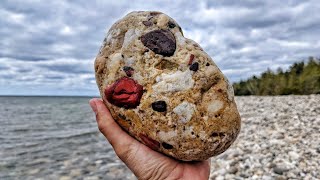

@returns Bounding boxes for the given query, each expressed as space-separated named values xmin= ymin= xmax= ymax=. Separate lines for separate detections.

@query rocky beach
xmin=210 ymin=95 xmax=319 ymax=179
xmin=0 ymin=95 xmax=319 ymax=179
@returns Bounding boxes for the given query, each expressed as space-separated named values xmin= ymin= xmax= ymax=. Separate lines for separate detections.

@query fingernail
xmin=89 ymin=99 xmax=97 ymax=114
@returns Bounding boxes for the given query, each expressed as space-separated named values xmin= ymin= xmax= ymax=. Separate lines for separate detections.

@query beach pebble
xmin=70 ymin=169 xmax=82 ymax=177
xmin=288 ymin=151 xmax=299 ymax=160
xmin=59 ymin=176 xmax=72 ymax=180
xmin=273 ymin=165 xmax=289 ymax=175
xmin=83 ymin=176 xmax=100 ymax=180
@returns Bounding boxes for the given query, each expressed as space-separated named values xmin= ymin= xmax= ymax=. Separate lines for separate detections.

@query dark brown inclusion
xmin=141 ymin=29 xmax=176 ymax=56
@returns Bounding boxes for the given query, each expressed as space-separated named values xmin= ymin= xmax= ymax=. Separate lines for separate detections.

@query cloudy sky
xmin=1 ymin=0 xmax=319 ymax=96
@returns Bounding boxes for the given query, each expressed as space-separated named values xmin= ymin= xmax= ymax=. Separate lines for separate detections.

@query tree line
xmin=233 ymin=57 xmax=320 ymax=95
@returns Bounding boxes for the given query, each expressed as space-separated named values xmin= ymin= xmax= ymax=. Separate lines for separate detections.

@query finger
xmin=89 ymin=98 xmax=138 ymax=158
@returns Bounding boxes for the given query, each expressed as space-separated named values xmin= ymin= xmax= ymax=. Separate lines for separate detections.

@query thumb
xmin=89 ymin=98 xmax=138 ymax=160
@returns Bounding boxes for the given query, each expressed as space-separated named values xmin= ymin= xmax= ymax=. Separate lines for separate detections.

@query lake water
xmin=0 ymin=96 xmax=134 ymax=180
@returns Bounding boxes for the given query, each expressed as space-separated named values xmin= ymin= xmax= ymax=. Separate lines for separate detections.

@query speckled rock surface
xmin=94 ymin=11 xmax=241 ymax=161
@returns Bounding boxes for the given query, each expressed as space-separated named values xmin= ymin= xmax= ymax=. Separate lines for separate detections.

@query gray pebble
xmin=273 ymin=166 xmax=289 ymax=175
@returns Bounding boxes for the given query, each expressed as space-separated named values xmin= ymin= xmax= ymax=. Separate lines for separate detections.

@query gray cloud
xmin=37 ymin=61 xmax=93 ymax=74
xmin=0 ymin=0 xmax=319 ymax=95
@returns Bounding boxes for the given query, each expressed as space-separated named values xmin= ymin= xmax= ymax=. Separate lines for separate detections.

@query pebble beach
xmin=210 ymin=95 xmax=320 ymax=179
xmin=0 ymin=95 xmax=319 ymax=179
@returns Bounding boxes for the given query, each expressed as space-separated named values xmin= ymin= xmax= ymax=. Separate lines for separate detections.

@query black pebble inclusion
xmin=141 ymin=29 xmax=176 ymax=56
xmin=151 ymin=101 xmax=167 ymax=112
xmin=189 ymin=62 xmax=199 ymax=71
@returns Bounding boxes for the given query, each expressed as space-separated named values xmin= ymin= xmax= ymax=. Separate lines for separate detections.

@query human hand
xmin=89 ymin=98 xmax=211 ymax=180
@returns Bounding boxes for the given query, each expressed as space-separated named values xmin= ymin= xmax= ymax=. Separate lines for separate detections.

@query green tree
xmin=233 ymin=57 xmax=320 ymax=95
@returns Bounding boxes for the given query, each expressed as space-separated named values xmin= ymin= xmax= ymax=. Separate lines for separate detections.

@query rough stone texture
xmin=94 ymin=11 xmax=241 ymax=161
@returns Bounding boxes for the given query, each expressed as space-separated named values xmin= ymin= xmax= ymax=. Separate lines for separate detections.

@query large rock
xmin=94 ymin=11 xmax=241 ymax=161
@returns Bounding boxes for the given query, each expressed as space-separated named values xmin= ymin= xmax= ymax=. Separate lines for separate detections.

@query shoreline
xmin=0 ymin=95 xmax=319 ymax=179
